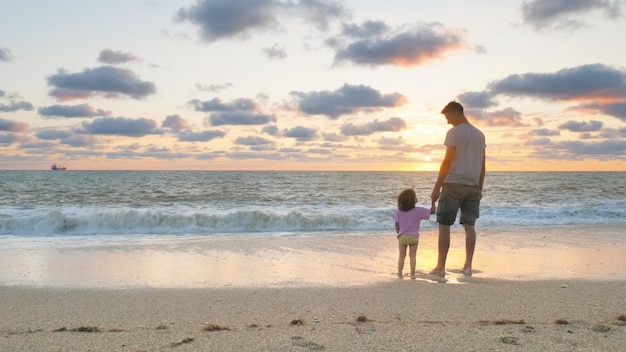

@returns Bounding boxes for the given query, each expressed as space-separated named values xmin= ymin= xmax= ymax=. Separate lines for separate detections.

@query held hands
xmin=430 ymin=187 xmax=440 ymax=215
xmin=431 ymin=187 xmax=441 ymax=202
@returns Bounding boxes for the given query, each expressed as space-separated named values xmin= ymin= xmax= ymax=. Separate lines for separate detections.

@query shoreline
xmin=1 ymin=279 xmax=625 ymax=351
xmin=1 ymin=224 xmax=625 ymax=289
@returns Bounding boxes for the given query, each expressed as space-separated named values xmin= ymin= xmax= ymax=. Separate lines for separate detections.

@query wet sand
xmin=1 ymin=225 xmax=624 ymax=350
xmin=1 ymin=225 xmax=624 ymax=288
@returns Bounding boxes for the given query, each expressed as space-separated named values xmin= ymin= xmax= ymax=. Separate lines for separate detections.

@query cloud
xmin=322 ymin=132 xmax=348 ymax=142
xmin=527 ymin=137 xmax=553 ymax=145
xmin=0 ymin=118 xmax=29 ymax=132
xmin=177 ymin=130 xmax=226 ymax=142
xmin=522 ymin=0 xmax=622 ymax=30
xmin=19 ymin=141 xmax=58 ymax=149
xmin=0 ymin=133 xmax=24 ymax=145
xmin=574 ymin=101 xmax=626 ymax=122
xmin=481 ymin=64 xmax=626 ymax=122
xmin=98 ymin=49 xmax=141 ymax=64
xmin=290 ymin=83 xmax=407 ymax=119
xmin=278 ymin=147 xmax=302 ymax=153
xmin=378 ymin=136 xmax=405 ymax=146
xmin=195 ymin=82 xmax=233 ymax=92
xmin=599 ymin=127 xmax=626 ymax=138
xmin=488 ymin=64 xmax=626 ymax=102
xmin=463 ymin=64 xmax=626 ymax=123
xmin=284 ymin=126 xmax=318 ymax=141
xmin=175 ymin=0 xmax=348 ymax=42
xmin=262 ymin=43 xmax=287 ymax=60
xmin=341 ymin=20 xmax=389 ymax=38
xmin=0 ymin=101 xmax=34 ymax=112
xmin=284 ymin=0 xmax=350 ymax=31
xmin=38 ymin=103 xmax=111 ymax=118
xmin=190 ymin=97 xmax=274 ymax=126
xmin=307 ymin=147 xmax=332 ymax=155
xmin=235 ymin=135 xmax=275 ymax=145
xmin=209 ymin=111 xmax=276 ymax=126
xmin=601 ymin=101 xmax=626 ymax=121
xmin=162 ymin=114 xmax=191 ymax=131
xmin=0 ymin=47 xmax=13 ymax=62
xmin=47 ymin=66 xmax=156 ymax=100
xmin=457 ymin=91 xmax=498 ymax=109
xmin=340 ymin=117 xmax=407 ymax=136
xmin=262 ymin=125 xmax=280 ymax=136
xmin=175 ymin=0 xmax=279 ymax=42
xmin=189 ymin=97 xmax=260 ymax=112
xmin=1 ymin=91 xmax=21 ymax=99
xmin=60 ymin=134 xmax=100 ymax=147
xmin=377 ymin=136 xmax=435 ymax=154
xmin=555 ymin=140 xmax=626 ymax=156
xmin=530 ymin=128 xmax=561 ymax=137
xmin=467 ymin=107 xmax=528 ymax=127
xmin=559 ymin=120 xmax=604 ymax=132
xmin=332 ymin=21 xmax=469 ymax=67
xmin=80 ymin=117 xmax=158 ymax=137
xmin=36 ymin=129 xmax=73 ymax=140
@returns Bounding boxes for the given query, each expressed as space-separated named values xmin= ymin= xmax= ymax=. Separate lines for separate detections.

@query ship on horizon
xmin=51 ymin=164 xmax=67 ymax=171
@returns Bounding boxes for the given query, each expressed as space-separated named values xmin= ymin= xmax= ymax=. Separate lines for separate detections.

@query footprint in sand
xmin=500 ymin=336 xmax=520 ymax=345
xmin=290 ymin=336 xmax=325 ymax=350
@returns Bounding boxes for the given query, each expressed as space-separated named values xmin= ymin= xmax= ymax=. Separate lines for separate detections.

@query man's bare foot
xmin=397 ymin=273 xmax=403 ymax=279
xmin=429 ymin=268 xmax=445 ymax=278
xmin=462 ymin=267 xmax=472 ymax=276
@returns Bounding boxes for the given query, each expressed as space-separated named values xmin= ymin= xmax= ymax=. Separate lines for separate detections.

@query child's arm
xmin=430 ymin=199 xmax=436 ymax=214
xmin=395 ymin=222 xmax=400 ymax=234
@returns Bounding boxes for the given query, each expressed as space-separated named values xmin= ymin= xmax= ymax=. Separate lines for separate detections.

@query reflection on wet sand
xmin=0 ymin=225 xmax=624 ymax=288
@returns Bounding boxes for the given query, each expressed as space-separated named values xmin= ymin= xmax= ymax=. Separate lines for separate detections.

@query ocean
xmin=1 ymin=171 xmax=625 ymax=237
xmin=1 ymin=170 xmax=625 ymax=287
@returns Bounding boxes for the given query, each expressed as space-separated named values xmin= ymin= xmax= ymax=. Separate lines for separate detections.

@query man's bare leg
xmin=430 ymin=224 xmax=450 ymax=277
xmin=462 ymin=224 xmax=476 ymax=276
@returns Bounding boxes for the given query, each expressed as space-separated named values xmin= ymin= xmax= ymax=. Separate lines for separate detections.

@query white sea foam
xmin=1 ymin=171 xmax=624 ymax=237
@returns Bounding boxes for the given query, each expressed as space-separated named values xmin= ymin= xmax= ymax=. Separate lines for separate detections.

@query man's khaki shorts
xmin=437 ymin=183 xmax=481 ymax=226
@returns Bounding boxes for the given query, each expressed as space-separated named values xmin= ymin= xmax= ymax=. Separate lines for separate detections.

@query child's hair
xmin=397 ymin=188 xmax=417 ymax=212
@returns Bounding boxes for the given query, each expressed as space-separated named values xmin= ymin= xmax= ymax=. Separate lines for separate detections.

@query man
xmin=430 ymin=101 xmax=485 ymax=278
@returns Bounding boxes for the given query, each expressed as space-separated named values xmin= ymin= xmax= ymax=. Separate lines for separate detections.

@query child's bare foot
xmin=397 ymin=273 xmax=403 ymax=279
xmin=462 ymin=268 xmax=472 ymax=276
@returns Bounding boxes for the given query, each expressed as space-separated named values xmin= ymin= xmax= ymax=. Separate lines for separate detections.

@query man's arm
xmin=432 ymin=146 xmax=455 ymax=201
xmin=479 ymin=148 xmax=486 ymax=190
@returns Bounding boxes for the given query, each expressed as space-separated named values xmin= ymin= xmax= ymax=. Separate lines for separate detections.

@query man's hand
xmin=431 ymin=188 xmax=441 ymax=202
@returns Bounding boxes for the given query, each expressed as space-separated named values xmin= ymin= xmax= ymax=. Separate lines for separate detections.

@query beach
xmin=1 ymin=281 xmax=625 ymax=351
xmin=1 ymin=225 xmax=625 ymax=351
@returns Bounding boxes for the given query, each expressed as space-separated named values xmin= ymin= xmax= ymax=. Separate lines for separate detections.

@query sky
xmin=1 ymin=0 xmax=625 ymax=171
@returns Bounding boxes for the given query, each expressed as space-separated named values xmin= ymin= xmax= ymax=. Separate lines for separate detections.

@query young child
xmin=392 ymin=188 xmax=436 ymax=278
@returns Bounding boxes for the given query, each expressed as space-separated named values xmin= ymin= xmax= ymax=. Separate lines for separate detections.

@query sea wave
xmin=1 ymin=201 xmax=624 ymax=237
xmin=2 ymin=171 xmax=625 ymax=237
xmin=0 ymin=207 xmax=399 ymax=236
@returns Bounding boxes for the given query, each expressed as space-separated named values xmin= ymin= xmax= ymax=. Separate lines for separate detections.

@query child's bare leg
xmin=409 ymin=241 xmax=418 ymax=277
xmin=397 ymin=243 xmax=407 ymax=277
xmin=462 ymin=224 xmax=476 ymax=276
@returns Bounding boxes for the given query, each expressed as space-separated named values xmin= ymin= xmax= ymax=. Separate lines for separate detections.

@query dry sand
xmin=1 ymin=280 xmax=625 ymax=351
xmin=1 ymin=225 xmax=625 ymax=351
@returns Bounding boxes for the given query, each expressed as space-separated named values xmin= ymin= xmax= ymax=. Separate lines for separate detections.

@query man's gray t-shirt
xmin=444 ymin=123 xmax=486 ymax=186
